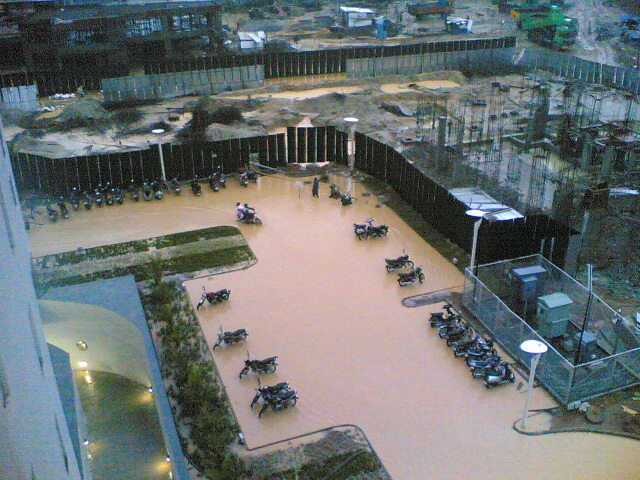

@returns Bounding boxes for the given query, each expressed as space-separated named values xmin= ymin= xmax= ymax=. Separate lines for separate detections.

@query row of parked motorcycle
xmin=430 ymin=304 xmax=516 ymax=388
xmin=197 ymin=285 xmax=298 ymax=418
xmin=40 ymin=166 xmax=261 ymax=223
xmin=384 ymin=252 xmax=425 ymax=286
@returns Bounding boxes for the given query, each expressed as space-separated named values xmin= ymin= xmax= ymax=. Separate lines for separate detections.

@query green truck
xmin=513 ymin=4 xmax=578 ymax=49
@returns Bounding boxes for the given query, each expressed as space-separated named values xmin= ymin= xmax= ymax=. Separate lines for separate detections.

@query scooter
xmin=483 ymin=362 xmax=516 ymax=388
xmin=191 ymin=176 xmax=202 ymax=196
xmin=69 ymin=188 xmax=80 ymax=211
xmin=171 ymin=178 xmax=181 ymax=195
xmin=129 ymin=180 xmax=140 ymax=201
xmin=57 ymin=198 xmax=70 ymax=219
xmin=82 ymin=191 xmax=92 ymax=210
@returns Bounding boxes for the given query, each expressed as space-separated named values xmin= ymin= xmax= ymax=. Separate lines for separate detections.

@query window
xmin=0 ymin=187 xmax=14 ymax=250
xmin=28 ymin=305 xmax=44 ymax=374
xmin=0 ymin=355 xmax=9 ymax=407
xmin=54 ymin=415 xmax=69 ymax=473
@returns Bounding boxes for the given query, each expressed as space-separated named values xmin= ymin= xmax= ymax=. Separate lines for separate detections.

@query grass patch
xmin=153 ymin=226 xmax=239 ymax=249
xmin=33 ymin=226 xmax=255 ymax=293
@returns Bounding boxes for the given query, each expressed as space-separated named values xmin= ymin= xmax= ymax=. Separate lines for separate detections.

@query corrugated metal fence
xmin=0 ymin=36 xmax=517 ymax=98
xmin=0 ymin=85 xmax=38 ymax=111
xmin=10 ymin=127 xmax=348 ymax=194
xmin=351 ymin=132 xmax=575 ymax=267
xmin=519 ymin=49 xmax=640 ymax=95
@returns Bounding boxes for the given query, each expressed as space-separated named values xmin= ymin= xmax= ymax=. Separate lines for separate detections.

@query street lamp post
xmin=520 ymin=339 xmax=548 ymax=430
xmin=152 ymin=128 xmax=167 ymax=182
xmin=344 ymin=117 xmax=358 ymax=170
xmin=465 ymin=209 xmax=486 ymax=275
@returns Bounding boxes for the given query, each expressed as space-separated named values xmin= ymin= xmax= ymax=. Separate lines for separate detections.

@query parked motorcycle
xmin=459 ymin=338 xmax=494 ymax=358
xmin=397 ymin=266 xmax=425 ymax=286
xmin=69 ymin=188 xmax=80 ymax=211
xmin=239 ymin=356 xmax=278 ymax=378
xmin=217 ymin=170 xmax=226 ymax=188
xmin=250 ymin=380 xmax=291 ymax=408
xmin=208 ymin=174 xmax=219 ymax=192
xmin=82 ymin=191 xmax=93 ymax=210
xmin=57 ymin=198 xmax=70 ymax=219
xmin=113 ymin=187 xmax=124 ymax=205
xmin=151 ymin=180 xmax=163 ymax=200
xmin=239 ymin=171 xmax=249 ymax=187
xmin=483 ymin=362 xmax=516 ymax=388
xmin=129 ymin=180 xmax=140 ymax=201
xmin=93 ymin=189 xmax=104 ymax=207
xmin=46 ymin=205 xmax=59 ymax=222
xmin=191 ymin=176 xmax=202 ymax=196
xmin=142 ymin=182 xmax=153 ymax=201
xmin=213 ymin=327 xmax=248 ymax=350
xmin=467 ymin=350 xmax=501 ymax=369
xmin=258 ymin=389 xmax=298 ymax=418
xmin=430 ymin=304 xmax=461 ymax=328
xmin=354 ymin=219 xmax=387 ymax=240
xmin=338 ymin=191 xmax=354 ymax=206
xmin=104 ymin=188 xmax=114 ymax=206
xmin=171 ymin=178 xmax=181 ymax=195
xmin=329 ymin=183 xmax=341 ymax=199
xmin=385 ymin=253 xmax=414 ymax=272
xmin=196 ymin=287 xmax=231 ymax=310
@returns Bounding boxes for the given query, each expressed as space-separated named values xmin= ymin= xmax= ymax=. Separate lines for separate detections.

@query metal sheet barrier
xmin=519 ymin=49 xmax=640 ymax=95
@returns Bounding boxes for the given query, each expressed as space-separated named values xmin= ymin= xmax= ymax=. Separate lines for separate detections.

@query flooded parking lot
xmin=28 ymin=173 xmax=640 ymax=480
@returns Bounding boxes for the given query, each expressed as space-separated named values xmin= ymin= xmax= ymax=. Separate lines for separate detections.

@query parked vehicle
xmin=191 ymin=176 xmax=202 ymax=196
xmin=171 ymin=178 xmax=181 ymax=195
xmin=46 ymin=205 xmax=59 ymax=222
xmin=196 ymin=287 xmax=231 ymax=310
xmin=385 ymin=253 xmax=414 ymax=272
xmin=258 ymin=389 xmax=298 ymax=417
xmin=250 ymin=380 xmax=291 ymax=407
xmin=213 ymin=327 xmax=248 ymax=350
xmin=239 ymin=356 xmax=278 ymax=378
xmin=397 ymin=266 xmax=425 ymax=286
xmin=57 ymin=198 xmax=70 ymax=219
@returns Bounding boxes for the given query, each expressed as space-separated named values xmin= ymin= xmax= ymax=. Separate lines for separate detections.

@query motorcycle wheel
xmin=254 ymin=217 xmax=263 ymax=226
xmin=407 ymin=261 xmax=415 ymax=268
xmin=386 ymin=265 xmax=395 ymax=273
xmin=419 ymin=274 xmax=425 ymax=283
xmin=213 ymin=340 xmax=221 ymax=350
xmin=265 ymin=364 xmax=277 ymax=374
xmin=239 ymin=368 xmax=249 ymax=379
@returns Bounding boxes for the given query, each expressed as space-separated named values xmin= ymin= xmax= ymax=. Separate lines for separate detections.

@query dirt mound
xmin=52 ymin=98 xmax=110 ymax=131
xmin=205 ymin=122 xmax=267 ymax=141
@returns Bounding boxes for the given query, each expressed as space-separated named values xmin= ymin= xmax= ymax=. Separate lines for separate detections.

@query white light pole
xmin=465 ymin=209 xmax=486 ymax=275
xmin=152 ymin=128 xmax=167 ymax=181
xmin=344 ymin=117 xmax=358 ymax=170
xmin=520 ymin=339 xmax=548 ymax=430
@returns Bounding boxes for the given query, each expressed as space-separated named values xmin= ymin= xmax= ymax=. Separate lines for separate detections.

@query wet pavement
xmin=28 ymin=172 xmax=640 ymax=480
xmin=75 ymin=371 xmax=170 ymax=480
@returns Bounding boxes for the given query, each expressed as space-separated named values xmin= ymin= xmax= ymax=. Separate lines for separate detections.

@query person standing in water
xmin=312 ymin=177 xmax=319 ymax=197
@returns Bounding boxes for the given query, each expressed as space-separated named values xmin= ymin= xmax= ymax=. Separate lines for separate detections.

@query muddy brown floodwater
xmin=27 ymin=173 xmax=640 ymax=480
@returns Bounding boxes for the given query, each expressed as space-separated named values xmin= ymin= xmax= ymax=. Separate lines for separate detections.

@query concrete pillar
xmin=437 ymin=116 xmax=447 ymax=171
xmin=600 ymin=144 xmax=615 ymax=180
xmin=579 ymin=134 xmax=593 ymax=169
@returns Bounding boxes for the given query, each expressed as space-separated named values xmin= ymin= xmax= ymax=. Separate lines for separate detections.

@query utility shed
xmin=238 ymin=31 xmax=266 ymax=51
xmin=537 ymin=292 xmax=572 ymax=338
xmin=339 ymin=6 xmax=375 ymax=28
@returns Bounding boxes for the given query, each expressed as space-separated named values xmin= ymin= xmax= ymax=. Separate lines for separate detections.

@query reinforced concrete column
xmin=436 ymin=116 xmax=447 ymax=171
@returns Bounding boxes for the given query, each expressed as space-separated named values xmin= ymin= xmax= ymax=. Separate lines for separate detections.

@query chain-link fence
xmin=463 ymin=254 xmax=640 ymax=404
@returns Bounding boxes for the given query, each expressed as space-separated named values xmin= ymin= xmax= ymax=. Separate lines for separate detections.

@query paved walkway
xmin=75 ymin=371 xmax=170 ymax=480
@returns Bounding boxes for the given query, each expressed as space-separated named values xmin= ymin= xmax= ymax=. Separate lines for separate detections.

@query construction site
xmin=1 ymin=0 xmax=640 ymax=479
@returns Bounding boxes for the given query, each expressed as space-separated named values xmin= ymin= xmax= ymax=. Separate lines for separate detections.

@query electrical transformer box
xmin=537 ymin=292 xmax=573 ymax=338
